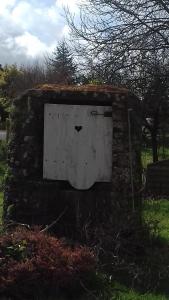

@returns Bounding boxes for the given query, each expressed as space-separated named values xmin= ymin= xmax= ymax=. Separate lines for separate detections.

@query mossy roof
xmin=35 ymin=84 xmax=129 ymax=94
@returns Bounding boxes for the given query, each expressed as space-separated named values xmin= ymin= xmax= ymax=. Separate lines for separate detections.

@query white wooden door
xmin=43 ymin=104 xmax=112 ymax=190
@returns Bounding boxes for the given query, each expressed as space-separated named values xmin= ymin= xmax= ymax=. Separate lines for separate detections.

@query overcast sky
xmin=0 ymin=0 xmax=78 ymax=66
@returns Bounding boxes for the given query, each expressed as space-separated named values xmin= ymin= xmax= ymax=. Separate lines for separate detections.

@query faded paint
xmin=43 ymin=104 xmax=113 ymax=190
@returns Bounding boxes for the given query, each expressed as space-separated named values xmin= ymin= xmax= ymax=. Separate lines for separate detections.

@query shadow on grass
xmin=110 ymin=201 xmax=169 ymax=299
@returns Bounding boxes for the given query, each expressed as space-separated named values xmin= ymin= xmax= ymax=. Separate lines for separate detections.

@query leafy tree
xmin=0 ymin=62 xmax=46 ymax=124
xmin=46 ymin=40 xmax=77 ymax=84
xmin=0 ymin=65 xmax=22 ymax=122
xmin=0 ymin=64 xmax=22 ymax=98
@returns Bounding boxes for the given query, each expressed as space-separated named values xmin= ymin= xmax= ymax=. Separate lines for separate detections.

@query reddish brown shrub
xmin=0 ymin=228 xmax=96 ymax=299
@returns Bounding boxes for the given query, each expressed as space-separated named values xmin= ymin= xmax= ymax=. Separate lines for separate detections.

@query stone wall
xmin=146 ymin=159 xmax=169 ymax=196
xmin=4 ymin=85 xmax=142 ymax=240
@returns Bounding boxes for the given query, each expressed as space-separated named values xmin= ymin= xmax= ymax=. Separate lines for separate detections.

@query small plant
xmin=4 ymin=239 xmax=27 ymax=260
xmin=0 ymin=228 xmax=96 ymax=299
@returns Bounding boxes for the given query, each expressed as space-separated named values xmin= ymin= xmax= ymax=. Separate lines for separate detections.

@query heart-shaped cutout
xmin=75 ymin=126 xmax=82 ymax=132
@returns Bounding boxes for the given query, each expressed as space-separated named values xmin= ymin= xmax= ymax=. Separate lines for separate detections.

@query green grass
xmin=143 ymin=199 xmax=169 ymax=241
xmin=114 ymin=287 xmax=169 ymax=299
xmin=0 ymin=168 xmax=169 ymax=299
xmin=113 ymin=199 xmax=169 ymax=300
xmin=115 ymin=289 xmax=169 ymax=300
xmin=142 ymin=147 xmax=169 ymax=169
xmin=0 ymin=140 xmax=169 ymax=299
xmin=142 ymin=148 xmax=153 ymax=168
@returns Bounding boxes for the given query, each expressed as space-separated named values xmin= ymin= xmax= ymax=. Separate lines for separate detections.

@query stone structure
xmin=4 ymin=84 xmax=142 ymax=239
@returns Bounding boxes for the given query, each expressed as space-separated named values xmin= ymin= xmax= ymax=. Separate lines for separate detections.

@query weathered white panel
xmin=43 ymin=104 xmax=112 ymax=190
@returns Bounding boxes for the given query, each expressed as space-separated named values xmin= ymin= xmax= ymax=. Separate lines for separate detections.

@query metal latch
xmin=91 ymin=110 xmax=112 ymax=117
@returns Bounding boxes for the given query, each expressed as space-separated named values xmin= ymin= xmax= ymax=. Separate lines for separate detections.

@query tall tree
xmin=67 ymin=0 xmax=169 ymax=63
xmin=46 ymin=40 xmax=77 ymax=84
xmin=142 ymin=61 xmax=169 ymax=162
xmin=66 ymin=1 xmax=169 ymax=162
xmin=0 ymin=62 xmax=46 ymax=123
xmin=0 ymin=65 xmax=22 ymax=122
xmin=18 ymin=62 xmax=46 ymax=91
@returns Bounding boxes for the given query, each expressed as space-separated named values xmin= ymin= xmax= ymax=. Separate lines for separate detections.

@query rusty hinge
xmin=91 ymin=110 xmax=112 ymax=117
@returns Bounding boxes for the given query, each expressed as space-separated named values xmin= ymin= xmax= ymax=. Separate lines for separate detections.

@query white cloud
xmin=56 ymin=0 xmax=79 ymax=12
xmin=0 ymin=0 xmax=17 ymax=15
xmin=0 ymin=0 xmax=79 ymax=65
xmin=61 ymin=25 xmax=70 ymax=36
xmin=15 ymin=32 xmax=50 ymax=57
xmin=47 ymin=6 xmax=60 ymax=23
xmin=11 ymin=2 xmax=33 ymax=29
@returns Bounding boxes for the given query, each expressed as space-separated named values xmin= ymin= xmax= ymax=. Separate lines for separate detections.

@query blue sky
xmin=0 ymin=0 xmax=78 ymax=65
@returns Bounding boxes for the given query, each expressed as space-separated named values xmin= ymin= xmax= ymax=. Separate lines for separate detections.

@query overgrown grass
xmin=115 ymin=288 xmax=169 ymax=300
xmin=144 ymin=199 xmax=169 ymax=241
xmin=142 ymin=148 xmax=153 ymax=168
xmin=142 ymin=147 xmax=169 ymax=169
xmin=0 ymin=139 xmax=169 ymax=299
xmin=112 ymin=285 xmax=169 ymax=300
xmin=113 ymin=199 xmax=169 ymax=300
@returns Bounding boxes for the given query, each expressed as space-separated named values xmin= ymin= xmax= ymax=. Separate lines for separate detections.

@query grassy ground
xmin=142 ymin=148 xmax=154 ymax=168
xmin=114 ymin=199 xmax=169 ymax=300
xmin=144 ymin=199 xmax=169 ymax=241
xmin=115 ymin=290 xmax=169 ymax=300
xmin=109 ymin=147 xmax=169 ymax=299
xmin=142 ymin=147 xmax=169 ymax=169
xmin=0 ymin=143 xmax=169 ymax=299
